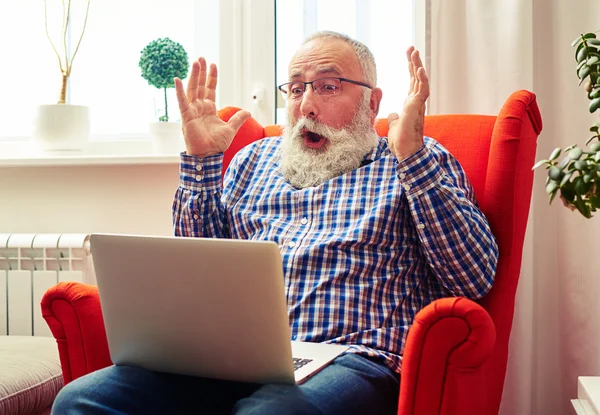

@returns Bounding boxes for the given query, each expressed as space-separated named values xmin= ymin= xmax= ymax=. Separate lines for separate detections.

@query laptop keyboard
xmin=292 ymin=357 xmax=313 ymax=371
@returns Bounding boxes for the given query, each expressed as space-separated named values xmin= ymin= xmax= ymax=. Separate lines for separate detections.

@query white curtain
xmin=427 ymin=1 xmax=600 ymax=414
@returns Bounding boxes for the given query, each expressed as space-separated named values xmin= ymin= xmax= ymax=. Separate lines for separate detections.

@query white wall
xmin=0 ymin=164 xmax=178 ymax=236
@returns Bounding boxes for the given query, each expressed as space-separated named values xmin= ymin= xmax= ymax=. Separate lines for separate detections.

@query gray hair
xmin=303 ymin=31 xmax=377 ymax=87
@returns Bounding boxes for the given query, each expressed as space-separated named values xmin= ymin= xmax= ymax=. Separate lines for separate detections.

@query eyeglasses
xmin=278 ymin=77 xmax=372 ymax=100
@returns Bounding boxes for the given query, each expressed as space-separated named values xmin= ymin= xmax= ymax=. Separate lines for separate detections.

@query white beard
xmin=279 ymin=93 xmax=379 ymax=189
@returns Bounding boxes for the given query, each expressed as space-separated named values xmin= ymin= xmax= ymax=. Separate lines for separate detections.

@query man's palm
xmin=175 ymin=58 xmax=250 ymax=158
xmin=387 ymin=47 xmax=429 ymax=161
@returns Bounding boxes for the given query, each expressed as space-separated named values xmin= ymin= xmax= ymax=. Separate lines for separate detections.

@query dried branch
xmin=67 ymin=0 xmax=91 ymax=75
xmin=63 ymin=0 xmax=71 ymax=75
xmin=44 ymin=0 xmax=65 ymax=73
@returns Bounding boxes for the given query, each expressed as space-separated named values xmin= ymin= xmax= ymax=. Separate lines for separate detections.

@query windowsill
xmin=0 ymin=139 xmax=183 ymax=168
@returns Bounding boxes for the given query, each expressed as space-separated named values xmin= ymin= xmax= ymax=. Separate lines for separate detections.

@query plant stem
xmin=163 ymin=87 xmax=168 ymax=122
xmin=59 ymin=74 xmax=68 ymax=104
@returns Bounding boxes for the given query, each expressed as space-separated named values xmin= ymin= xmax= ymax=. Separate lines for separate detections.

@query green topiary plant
xmin=534 ymin=31 xmax=600 ymax=218
xmin=139 ymin=37 xmax=189 ymax=122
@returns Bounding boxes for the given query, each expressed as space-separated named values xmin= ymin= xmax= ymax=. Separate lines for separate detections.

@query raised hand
xmin=387 ymin=47 xmax=430 ymax=161
xmin=174 ymin=57 xmax=251 ymax=157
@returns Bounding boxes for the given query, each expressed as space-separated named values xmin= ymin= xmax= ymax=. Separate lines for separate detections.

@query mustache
xmin=288 ymin=118 xmax=345 ymax=142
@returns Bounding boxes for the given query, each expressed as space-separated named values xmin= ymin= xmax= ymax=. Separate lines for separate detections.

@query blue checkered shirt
xmin=173 ymin=136 xmax=498 ymax=373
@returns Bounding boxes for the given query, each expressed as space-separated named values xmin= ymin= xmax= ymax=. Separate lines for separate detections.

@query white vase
xmin=149 ymin=122 xmax=183 ymax=154
xmin=33 ymin=104 xmax=90 ymax=152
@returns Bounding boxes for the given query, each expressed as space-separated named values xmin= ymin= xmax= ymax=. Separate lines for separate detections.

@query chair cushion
xmin=0 ymin=336 xmax=63 ymax=415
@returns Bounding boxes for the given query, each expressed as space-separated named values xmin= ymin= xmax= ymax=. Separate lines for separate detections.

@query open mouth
xmin=302 ymin=130 xmax=327 ymax=149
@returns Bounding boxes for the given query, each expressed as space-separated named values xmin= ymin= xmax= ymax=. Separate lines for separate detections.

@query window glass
xmin=275 ymin=0 xmax=414 ymax=125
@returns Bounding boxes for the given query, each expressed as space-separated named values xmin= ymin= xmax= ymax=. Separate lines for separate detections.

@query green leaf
xmin=575 ymin=197 xmax=593 ymax=218
xmin=590 ymin=97 xmax=600 ymax=113
xmin=569 ymin=147 xmax=584 ymax=160
xmin=572 ymin=36 xmax=584 ymax=47
xmin=583 ymin=33 xmax=598 ymax=40
xmin=575 ymin=177 xmax=592 ymax=194
xmin=588 ymin=56 xmax=600 ymax=65
xmin=588 ymin=38 xmax=600 ymax=46
xmin=575 ymin=159 xmax=588 ymax=170
xmin=584 ymin=173 xmax=594 ymax=183
xmin=577 ymin=47 xmax=589 ymax=63
xmin=546 ymin=180 xmax=558 ymax=194
xmin=549 ymin=147 xmax=562 ymax=160
xmin=591 ymin=141 xmax=600 ymax=151
xmin=532 ymin=159 xmax=549 ymax=170
xmin=560 ymin=171 xmax=573 ymax=186
xmin=578 ymin=65 xmax=591 ymax=79
xmin=560 ymin=155 xmax=572 ymax=168
xmin=549 ymin=166 xmax=563 ymax=180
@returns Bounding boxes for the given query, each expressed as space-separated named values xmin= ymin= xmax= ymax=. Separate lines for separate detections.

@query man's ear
xmin=370 ymin=88 xmax=383 ymax=120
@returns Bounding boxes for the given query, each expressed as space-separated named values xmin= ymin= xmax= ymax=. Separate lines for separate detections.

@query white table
xmin=573 ymin=377 xmax=600 ymax=415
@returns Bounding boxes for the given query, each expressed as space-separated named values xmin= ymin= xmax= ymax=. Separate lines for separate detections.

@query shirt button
xmin=288 ymin=242 xmax=296 ymax=248
xmin=417 ymin=223 xmax=425 ymax=230
xmin=195 ymin=165 xmax=203 ymax=171
xmin=300 ymin=218 xmax=308 ymax=225
xmin=195 ymin=175 xmax=202 ymax=181
xmin=403 ymin=183 xmax=411 ymax=191
xmin=399 ymin=173 xmax=406 ymax=179
xmin=193 ymin=214 xmax=199 ymax=220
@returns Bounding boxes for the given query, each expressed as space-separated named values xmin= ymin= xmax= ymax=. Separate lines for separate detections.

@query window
xmin=275 ymin=0 xmax=418 ymax=124
xmin=0 ymin=0 xmax=423 ymax=155
xmin=0 ymin=0 xmax=219 ymax=141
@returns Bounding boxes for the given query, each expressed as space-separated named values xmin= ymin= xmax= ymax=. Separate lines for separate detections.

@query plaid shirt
xmin=173 ymin=136 xmax=498 ymax=373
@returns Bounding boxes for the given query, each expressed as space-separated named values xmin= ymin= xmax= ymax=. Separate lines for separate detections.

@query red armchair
xmin=41 ymin=90 xmax=542 ymax=414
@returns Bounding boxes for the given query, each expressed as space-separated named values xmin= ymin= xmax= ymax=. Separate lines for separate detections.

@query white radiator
xmin=0 ymin=233 xmax=95 ymax=337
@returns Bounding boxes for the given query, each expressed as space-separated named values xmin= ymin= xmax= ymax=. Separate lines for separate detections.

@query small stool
xmin=0 ymin=336 xmax=63 ymax=415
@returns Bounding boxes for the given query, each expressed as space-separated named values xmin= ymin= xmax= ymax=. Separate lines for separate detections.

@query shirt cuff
xmin=395 ymin=144 xmax=443 ymax=196
xmin=179 ymin=152 xmax=224 ymax=192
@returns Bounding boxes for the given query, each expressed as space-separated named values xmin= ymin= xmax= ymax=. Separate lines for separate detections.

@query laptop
xmin=90 ymin=233 xmax=348 ymax=385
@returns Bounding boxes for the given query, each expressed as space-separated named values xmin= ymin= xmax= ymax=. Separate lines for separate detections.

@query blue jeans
xmin=52 ymin=353 xmax=399 ymax=414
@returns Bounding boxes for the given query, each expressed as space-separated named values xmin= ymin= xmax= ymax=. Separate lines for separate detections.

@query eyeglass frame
xmin=277 ymin=77 xmax=372 ymax=100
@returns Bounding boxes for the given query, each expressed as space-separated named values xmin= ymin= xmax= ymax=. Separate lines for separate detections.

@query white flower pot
xmin=149 ymin=122 xmax=183 ymax=154
xmin=33 ymin=104 xmax=90 ymax=152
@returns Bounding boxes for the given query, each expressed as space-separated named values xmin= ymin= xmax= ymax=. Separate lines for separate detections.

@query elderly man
xmin=52 ymin=31 xmax=497 ymax=414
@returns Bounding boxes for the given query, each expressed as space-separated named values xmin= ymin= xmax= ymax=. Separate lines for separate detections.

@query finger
xmin=388 ymin=112 xmax=400 ymax=126
xmin=411 ymin=49 xmax=424 ymax=72
xmin=228 ymin=109 xmax=251 ymax=133
xmin=186 ymin=60 xmax=200 ymax=102
xmin=175 ymin=78 xmax=190 ymax=114
xmin=416 ymin=67 xmax=430 ymax=99
xmin=206 ymin=63 xmax=218 ymax=102
xmin=197 ymin=58 xmax=207 ymax=101
xmin=406 ymin=47 xmax=416 ymax=79
xmin=407 ymin=47 xmax=416 ymax=94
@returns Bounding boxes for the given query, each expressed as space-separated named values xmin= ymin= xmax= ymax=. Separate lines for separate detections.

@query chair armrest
xmin=41 ymin=282 xmax=112 ymax=384
xmin=397 ymin=297 xmax=496 ymax=415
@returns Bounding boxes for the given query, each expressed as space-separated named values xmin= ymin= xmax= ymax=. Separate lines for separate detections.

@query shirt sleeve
xmin=396 ymin=138 xmax=499 ymax=300
xmin=172 ymin=153 xmax=230 ymax=238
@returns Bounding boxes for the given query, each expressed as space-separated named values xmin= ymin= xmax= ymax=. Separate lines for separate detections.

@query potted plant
xmin=33 ymin=0 xmax=91 ymax=152
xmin=139 ymin=37 xmax=189 ymax=154
xmin=534 ymin=31 xmax=600 ymax=218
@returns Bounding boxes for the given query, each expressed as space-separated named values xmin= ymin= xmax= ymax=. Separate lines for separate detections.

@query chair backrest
xmin=217 ymin=90 xmax=543 ymax=412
